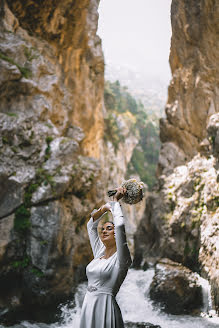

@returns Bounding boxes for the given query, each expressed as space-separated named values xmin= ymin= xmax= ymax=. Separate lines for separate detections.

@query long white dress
xmin=79 ymin=201 xmax=132 ymax=328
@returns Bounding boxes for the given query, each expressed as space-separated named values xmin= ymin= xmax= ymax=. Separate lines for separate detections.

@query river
xmin=1 ymin=269 xmax=219 ymax=328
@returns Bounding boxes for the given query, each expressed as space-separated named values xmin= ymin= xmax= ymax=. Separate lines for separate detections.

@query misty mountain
xmin=105 ymin=63 xmax=169 ymax=117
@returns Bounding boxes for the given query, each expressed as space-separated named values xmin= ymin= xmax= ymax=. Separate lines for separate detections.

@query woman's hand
xmin=114 ymin=187 xmax=126 ymax=201
xmin=91 ymin=203 xmax=111 ymax=221
xmin=100 ymin=203 xmax=111 ymax=212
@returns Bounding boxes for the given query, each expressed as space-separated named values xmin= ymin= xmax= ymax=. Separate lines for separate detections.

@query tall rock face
xmin=0 ymin=1 xmax=140 ymax=322
xmin=158 ymin=0 xmax=219 ymax=175
xmin=135 ymin=0 xmax=219 ymax=313
xmin=4 ymin=0 xmax=104 ymax=157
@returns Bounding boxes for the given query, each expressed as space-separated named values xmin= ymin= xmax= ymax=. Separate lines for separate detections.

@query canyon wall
xmin=158 ymin=0 xmax=218 ymax=175
xmin=0 ymin=0 xmax=140 ymax=322
xmin=1 ymin=0 xmax=218 ymax=322
xmin=135 ymin=0 xmax=219 ymax=312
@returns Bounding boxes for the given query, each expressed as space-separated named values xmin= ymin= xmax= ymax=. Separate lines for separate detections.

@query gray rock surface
xmin=135 ymin=152 xmax=219 ymax=310
xmin=149 ymin=258 xmax=202 ymax=314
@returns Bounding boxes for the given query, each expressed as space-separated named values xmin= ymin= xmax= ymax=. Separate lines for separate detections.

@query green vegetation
xmin=104 ymin=80 xmax=160 ymax=190
xmin=46 ymin=136 xmax=54 ymax=144
xmin=11 ymin=146 xmax=18 ymax=153
xmin=209 ymin=135 xmax=215 ymax=146
xmin=45 ymin=136 xmax=53 ymax=161
xmin=30 ymin=267 xmax=44 ymax=277
xmin=12 ymin=256 xmax=30 ymax=269
xmin=40 ymin=240 xmax=48 ymax=246
xmin=11 ymin=133 xmax=57 ymax=275
xmin=23 ymin=46 xmax=38 ymax=62
xmin=14 ymin=205 xmax=31 ymax=233
xmin=11 ymin=257 xmax=44 ymax=277
xmin=2 ymin=136 xmax=9 ymax=144
xmin=14 ymin=154 xmax=55 ymax=234
xmin=45 ymin=123 xmax=53 ymax=129
xmin=75 ymin=215 xmax=87 ymax=234
xmin=161 ymin=212 xmax=172 ymax=222
xmin=104 ymin=113 xmax=124 ymax=151
xmin=213 ymin=196 xmax=219 ymax=208
xmin=5 ymin=112 xmax=18 ymax=117
xmin=0 ymin=51 xmax=31 ymax=78
xmin=35 ymin=167 xmax=55 ymax=188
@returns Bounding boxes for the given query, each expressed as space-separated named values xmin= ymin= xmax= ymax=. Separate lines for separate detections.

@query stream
xmin=1 ymin=269 xmax=219 ymax=328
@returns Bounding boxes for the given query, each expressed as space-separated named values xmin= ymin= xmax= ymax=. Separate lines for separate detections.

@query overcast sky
xmin=97 ymin=0 xmax=172 ymax=82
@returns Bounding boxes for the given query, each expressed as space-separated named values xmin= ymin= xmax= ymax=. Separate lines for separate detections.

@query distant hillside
xmin=105 ymin=63 xmax=168 ymax=117
xmin=104 ymin=80 xmax=160 ymax=190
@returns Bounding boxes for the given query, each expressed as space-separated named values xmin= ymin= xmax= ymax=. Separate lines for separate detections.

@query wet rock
xmin=149 ymin=258 xmax=203 ymax=314
xmin=125 ymin=322 xmax=161 ymax=328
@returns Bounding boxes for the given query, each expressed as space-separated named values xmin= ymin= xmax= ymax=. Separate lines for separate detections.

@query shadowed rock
xmin=149 ymin=258 xmax=203 ymax=314
xmin=125 ymin=322 xmax=161 ymax=328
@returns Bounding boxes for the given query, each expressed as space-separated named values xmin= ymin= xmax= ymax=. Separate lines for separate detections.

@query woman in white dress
xmin=79 ymin=188 xmax=132 ymax=328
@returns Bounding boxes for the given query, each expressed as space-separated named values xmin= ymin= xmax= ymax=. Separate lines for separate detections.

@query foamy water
xmin=1 ymin=269 xmax=219 ymax=328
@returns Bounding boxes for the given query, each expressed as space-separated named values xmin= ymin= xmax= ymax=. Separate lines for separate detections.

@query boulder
xmin=149 ymin=258 xmax=203 ymax=314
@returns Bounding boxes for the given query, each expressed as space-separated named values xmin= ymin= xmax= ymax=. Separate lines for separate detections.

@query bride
xmin=79 ymin=187 xmax=132 ymax=328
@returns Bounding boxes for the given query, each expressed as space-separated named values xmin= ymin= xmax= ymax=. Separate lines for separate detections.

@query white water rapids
xmin=1 ymin=269 xmax=219 ymax=328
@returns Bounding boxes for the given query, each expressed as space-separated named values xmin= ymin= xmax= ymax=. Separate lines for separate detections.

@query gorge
xmin=0 ymin=0 xmax=218 ymax=326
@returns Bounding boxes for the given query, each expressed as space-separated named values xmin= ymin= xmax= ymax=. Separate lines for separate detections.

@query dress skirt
xmin=79 ymin=291 xmax=124 ymax=328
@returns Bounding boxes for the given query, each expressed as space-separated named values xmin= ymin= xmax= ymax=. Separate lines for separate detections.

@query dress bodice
xmin=86 ymin=201 xmax=132 ymax=297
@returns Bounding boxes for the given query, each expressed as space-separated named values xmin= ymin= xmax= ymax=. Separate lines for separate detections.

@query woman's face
xmin=100 ymin=222 xmax=115 ymax=246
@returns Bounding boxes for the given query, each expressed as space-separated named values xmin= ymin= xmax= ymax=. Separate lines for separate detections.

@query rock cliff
xmin=158 ymin=0 xmax=218 ymax=174
xmin=135 ymin=0 xmax=219 ymax=313
xmin=0 ymin=0 xmax=140 ymax=322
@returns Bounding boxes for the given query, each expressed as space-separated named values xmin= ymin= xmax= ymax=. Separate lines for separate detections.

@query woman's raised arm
xmin=110 ymin=200 xmax=132 ymax=268
xmin=87 ymin=207 xmax=106 ymax=258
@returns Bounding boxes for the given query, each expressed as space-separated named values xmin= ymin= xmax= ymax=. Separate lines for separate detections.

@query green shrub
xmin=104 ymin=113 xmax=124 ymax=151
xmin=30 ymin=267 xmax=44 ymax=277
xmin=12 ymin=256 xmax=30 ymax=269
xmin=14 ymin=205 xmax=31 ymax=233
